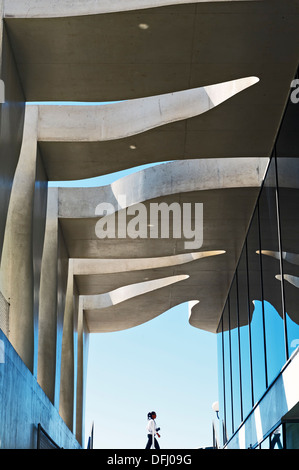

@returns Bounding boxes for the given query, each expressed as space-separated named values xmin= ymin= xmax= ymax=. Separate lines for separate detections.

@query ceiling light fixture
xmin=138 ymin=23 xmax=149 ymax=30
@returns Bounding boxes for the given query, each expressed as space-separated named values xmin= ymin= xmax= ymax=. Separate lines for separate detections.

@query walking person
xmin=145 ymin=411 xmax=161 ymax=449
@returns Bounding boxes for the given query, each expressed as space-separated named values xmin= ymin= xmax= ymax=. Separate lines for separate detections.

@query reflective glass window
xmin=270 ymin=425 xmax=284 ymax=449
xmin=223 ymin=302 xmax=232 ymax=441
xmin=247 ymin=209 xmax=267 ymax=403
xmin=276 ymin=80 xmax=299 ymax=159
xmin=259 ymin=158 xmax=286 ymax=384
xmin=229 ymin=277 xmax=242 ymax=432
xmin=237 ymin=244 xmax=253 ymax=419
xmin=216 ymin=318 xmax=225 ymax=448
xmin=285 ymin=422 xmax=299 ymax=449
xmin=260 ymin=437 xmax=270 ymax=449
xmin=277 ymin=157 xmax=299 ymax=358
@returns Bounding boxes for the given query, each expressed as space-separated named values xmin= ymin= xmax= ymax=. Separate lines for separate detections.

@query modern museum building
xmin=0 ymin=0 xmax=299 ymax=450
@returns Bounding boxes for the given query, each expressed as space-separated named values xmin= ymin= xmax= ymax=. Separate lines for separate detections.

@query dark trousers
xmin=145 ymin=434 xmax=160 ymax=449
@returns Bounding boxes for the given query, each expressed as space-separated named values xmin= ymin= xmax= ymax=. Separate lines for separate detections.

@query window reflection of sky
xmin=219 ymin=297 xmax=299 ymax=443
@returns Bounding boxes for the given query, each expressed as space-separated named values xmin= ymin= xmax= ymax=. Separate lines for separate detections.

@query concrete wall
xmin=0 ymin=329 xmax=81 ymax=449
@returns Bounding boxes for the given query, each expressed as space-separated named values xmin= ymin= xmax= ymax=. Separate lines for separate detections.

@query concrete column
xmin=59 ymin=259 xmax=76 ymax=432
xmin=76 ymin=296 xmax=85 ymax=446
xmin=0 ymin=1 xmax=3 ymax=257
xmin=37 ymin=188 xmax=59 ymax=404
xmin=0 ymin=1 xmax=3 ymax=56
xmin=0 ymin=1 xmax=3 ymax=59
xmin=0 ymin=105 xmax=38 ymax=372
xmin=0 ymin=1 xmax=3 ymax=102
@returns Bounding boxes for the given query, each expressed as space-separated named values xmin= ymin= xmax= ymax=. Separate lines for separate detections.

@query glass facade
xmin=217 ymin=68 xmax=299 ymax=448
xmin=277 ymin=157 xmax=299 ymax=359
xmin=256 ymin=423 xmax=299 ymax=449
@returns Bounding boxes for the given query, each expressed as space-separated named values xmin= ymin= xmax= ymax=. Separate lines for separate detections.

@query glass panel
xmin=259 ymin=158 xmax=286 ymax=384
xmin=247 ymin=208 xmax=267 ymax=403
xmin=216 ymin=318 xmax=225 ymax=448
xmin=260 ymin=437 xmax=270 ymax=449
xmin=270 ymin=425 xmax=284 ymax=449
xmin=285 ymin=422 xmax=299 ymax=449
xmin=237 ymin=244 xmax=253 ymax=419
xmin=276 ymin=76 xmax=299 ymax=159
xmin=277 ymin=157 xmax=299 ymax=358
xmin=223 ymin=302 xmax=232 ymax=441
xmin=229 ymin=276 xmax=242 ymax=432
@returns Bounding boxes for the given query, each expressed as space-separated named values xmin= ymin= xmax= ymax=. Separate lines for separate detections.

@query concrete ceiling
xmin=5 ymin=0 xmax=299 ymax=180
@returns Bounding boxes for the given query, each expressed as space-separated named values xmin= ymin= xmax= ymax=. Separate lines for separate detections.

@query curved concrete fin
xmin=5 ymin=0 xmax=261 ymax=18
xmin=72 ymin=250 xmax=225 ymax=274
xmin=58 ymin=158 xmax=269 ymax=218
xmin=37 ymin=78 xmax=259 ymax=142
xmin=87 ymin=298 xmax=204 ymax=333
xmin=82 ymin=274 xmax=189 ymax=309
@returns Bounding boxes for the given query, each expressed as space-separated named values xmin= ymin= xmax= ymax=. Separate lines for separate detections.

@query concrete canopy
xmin=56 ymin=158 xmax=268 ymax=332
xmin=2 ymin=0 xmax=297 ymax=335
xmin=4 ymin=0 xmax=299 ymax=180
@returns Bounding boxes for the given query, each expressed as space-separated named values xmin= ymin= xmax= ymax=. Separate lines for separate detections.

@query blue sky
xmin=84 ymin=303 xmax=218 ymax=449
xmin=49 ymin=158 xmax=219 ymax=450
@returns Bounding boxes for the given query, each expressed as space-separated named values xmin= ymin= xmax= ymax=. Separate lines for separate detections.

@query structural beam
xmin=5 ymin=0 xmax=260 ymax=19
xmin=72 ymin=251 xmax=226 ymax=275
xmin=36 ymin=78 xmax=259 ymax=142
xmin=58 ymin=158 xmax=268 ymax=218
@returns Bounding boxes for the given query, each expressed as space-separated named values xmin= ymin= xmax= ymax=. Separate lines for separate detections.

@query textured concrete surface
xmin=0 ymin=330 xmax=81 ymax=449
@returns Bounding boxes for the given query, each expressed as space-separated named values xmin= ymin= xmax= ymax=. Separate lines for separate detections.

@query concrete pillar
xmin=38 ymin=188 xmax=59 ymax=404
xmin=59 ymin=260 xmax=76 ymax=432
xmin=0 ymin=0 xmax=4 ymax=54
xmin=0 ymin=0 xmax=3 ymax=263
xmin=0 ymin=105 xmax=38 ymax=373
xmin=0 ymin=1 xmax=3 ymax=111
xmin=0 ymin=1 xmax=3 ymax=65
xmin=76 ymin=296 xmax=85 ymax=446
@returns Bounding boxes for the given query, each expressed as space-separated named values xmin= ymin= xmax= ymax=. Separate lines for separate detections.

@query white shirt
xmin=147 ymin=419 xmax=158 ymax=435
